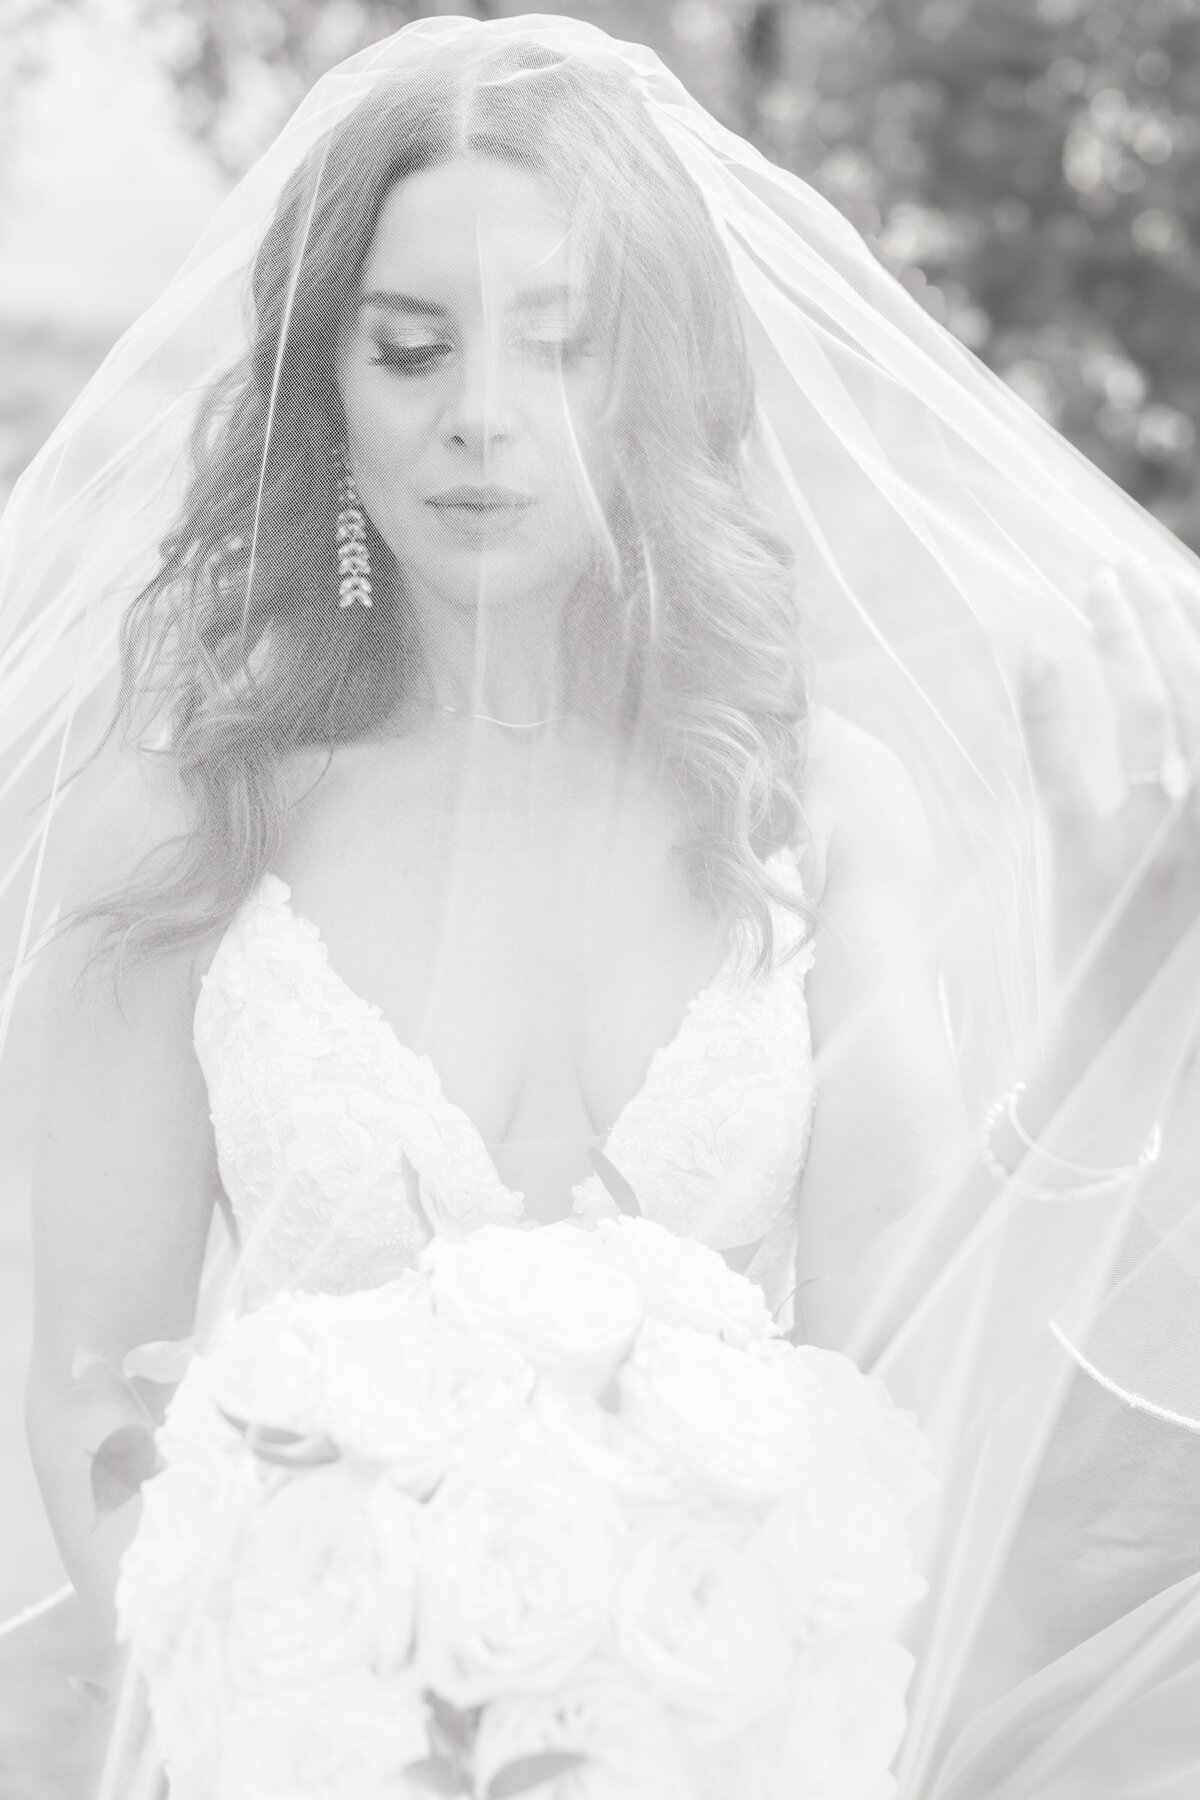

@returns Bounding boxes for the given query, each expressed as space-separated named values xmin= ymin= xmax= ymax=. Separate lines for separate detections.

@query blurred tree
xmin=758 ymin=0 xmax=1200 ymax=546
xmin=101 ymin=0 xmax=771 ymax=174
xmin=0 ymin=0 xmax=73 ymax=177
xmin=2 ymin=0 xmax=1199 ymax=546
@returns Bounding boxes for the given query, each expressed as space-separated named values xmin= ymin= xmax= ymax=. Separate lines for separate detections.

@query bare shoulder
xmin=804 ymin=707 xmax=937 ymax=903
xmin=26 ymin=746 xmax=203 ymax=1018
xmin=272 ymin=735 xmax=412 ymax=874
xmin=48 ymin=744 xmax=196 ymax=908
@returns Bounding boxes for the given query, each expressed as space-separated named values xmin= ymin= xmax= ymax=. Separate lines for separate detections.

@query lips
xmin=426 ymin=486 xmax=534 ymax=512
xmin=425 ymin=486 xmax=535 ymax=540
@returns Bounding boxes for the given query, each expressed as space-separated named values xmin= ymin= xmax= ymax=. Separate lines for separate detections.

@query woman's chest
xmin=195 ymin=735 xmax=817 ymax=1285
xmin=268 ymin=736 xmax=733 ymax=1146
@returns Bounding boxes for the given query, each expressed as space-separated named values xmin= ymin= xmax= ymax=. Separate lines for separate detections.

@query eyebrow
xmin=357 ymin=283 xmax=579 ymax=318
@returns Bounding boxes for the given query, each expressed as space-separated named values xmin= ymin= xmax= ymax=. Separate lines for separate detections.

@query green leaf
xmin=771 ymin=1282 xmax=798 ymax=1326
xmin=122 ymin=1337 xmax=196 ymax=1385
xmin=71 ymin=1347 xmax=114 ymax=1383
xmin=587 ymin=1147 xmax=641 ymax=1216
xmin=720 ymin=1240 xmax=761 ymax=1276
xmin=90 ymin=1424 xmax=160 ymax=1520
xmin=425 ymin=1691 xmax=481 ymax=1757
xmin=67 ymin=1677 xmax=111 ymax=1714
xmin=402 ymin=1153 xmax=439 ymax=1243
xmin=403 ymin=1755 xmax=469 ymax=1795
xmin=71 ymin=1348 xmax=157 ymax=1426
xmin=487 ymin=1751 xmax=589 ymax=1798
xmin=217 ymin=1408 xmax=341 ymax=1467
xmin=595 ymin=1374 xmax=622 ymax=1414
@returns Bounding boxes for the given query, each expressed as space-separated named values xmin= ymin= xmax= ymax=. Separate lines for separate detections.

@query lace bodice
xmin=194 ymin=864 xmax=817 ymax=1312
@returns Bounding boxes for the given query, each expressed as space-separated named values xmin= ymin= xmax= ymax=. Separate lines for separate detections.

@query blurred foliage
xmin=0 ymin=323 xmax=108 ymax=509
xmin=0 ymin=2 xmax=66 ymax=170
xmin=3 ymin=0 xmax=1200 ymax=547
xmin=764 ymin=0 xmax=1200 ymax=549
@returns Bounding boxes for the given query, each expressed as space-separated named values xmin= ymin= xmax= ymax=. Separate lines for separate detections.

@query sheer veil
xmin=2 ymin=14 xmax=1199 ymax=1797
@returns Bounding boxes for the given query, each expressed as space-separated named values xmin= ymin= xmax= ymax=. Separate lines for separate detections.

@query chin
xmin=410 ymin=547 xmax=591 ymax=615
xmin=434 ymin=577 xmax=569 ymax=615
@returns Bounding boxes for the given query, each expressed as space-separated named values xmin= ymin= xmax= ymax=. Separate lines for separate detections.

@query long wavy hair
xmin=88 ymin=34 xmax=812 ymax=974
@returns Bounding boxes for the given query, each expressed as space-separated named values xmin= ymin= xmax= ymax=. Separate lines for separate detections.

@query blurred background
xmin=2 ymin=0 xmax=1200 ymax=1622
xmin=3 ymin=0 xmax=1200 ymax=543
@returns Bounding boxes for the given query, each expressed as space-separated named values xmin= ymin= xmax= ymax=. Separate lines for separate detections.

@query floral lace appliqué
xmin=194 ymin=868 xmax=816 ymax=1311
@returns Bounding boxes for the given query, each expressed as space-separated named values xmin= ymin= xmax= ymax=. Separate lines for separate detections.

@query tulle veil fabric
xmin=2 ymin=13 xmax=1199 ymax=1796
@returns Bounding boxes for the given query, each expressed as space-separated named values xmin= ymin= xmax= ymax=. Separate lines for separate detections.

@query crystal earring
xmin=335 ymin=456 xmax=373 ymax=609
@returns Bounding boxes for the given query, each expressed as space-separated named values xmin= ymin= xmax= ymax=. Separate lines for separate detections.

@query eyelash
xmin=369 ymin=344 xmax=450 ymax=374
xmin=368 ymin=336 xmax=591 ymax=376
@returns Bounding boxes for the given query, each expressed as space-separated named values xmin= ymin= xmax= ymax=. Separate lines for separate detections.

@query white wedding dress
xmin=195 ymin=853 xmax=817 ymax=1314
xmin=122 ymin=850 xmax=940 ymax=1800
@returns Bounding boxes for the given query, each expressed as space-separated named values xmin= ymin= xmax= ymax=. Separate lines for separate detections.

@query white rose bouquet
xmin=114 ymin=1218 xmax=933 ymax=1800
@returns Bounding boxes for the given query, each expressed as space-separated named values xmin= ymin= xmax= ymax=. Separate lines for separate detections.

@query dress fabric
xmin=193 ymin=858 xmax=817 ymax=1315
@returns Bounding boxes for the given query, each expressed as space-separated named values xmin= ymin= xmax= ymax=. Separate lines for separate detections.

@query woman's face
xmin=336 ymin=155 xmax=615 ymax=617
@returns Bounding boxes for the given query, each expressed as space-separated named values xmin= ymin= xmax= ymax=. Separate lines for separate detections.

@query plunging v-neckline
xmin=193 ymin=855 xmax=816 ymax=1284
xmin=254 ymin=871 xmax=744 ymax=1209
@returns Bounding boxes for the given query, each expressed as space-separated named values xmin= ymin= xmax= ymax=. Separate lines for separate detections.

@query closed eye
xmin=369 ymin=343 xmax=451 ymax=375
xmin=520 ymin=332 xmax=594 ymax=366
xmin=369 ymin=335 xmax=593 ymax=375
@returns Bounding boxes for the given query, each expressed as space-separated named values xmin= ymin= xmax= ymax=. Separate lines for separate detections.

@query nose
xmin=439 ymin=337 xmax=521 ymax=458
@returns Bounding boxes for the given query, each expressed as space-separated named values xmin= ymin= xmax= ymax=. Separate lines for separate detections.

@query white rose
xmin=328 ymin=1307 xmax=534 ymax=1494
xmin=206 ymin=1274 xmax=429 ymax=1425
xmin=758 ymin=1455 xmax=924 ymax=1642
xmin=117 ymin=1378 xmax=262 ymax=1664
xmin=790 ymin=1344 xmax=937 ymax=1518
xmin=424 ymin=1224 xmax=645 ymax=1386
xmin=138 ymin=1632 xmax=229 ymax=1800
xmin=151 ymin=1349 xmax=279 ymax=1480
xmin=473 ymin=1661 xmax=694 ymax=1800
xmin=223 ymin=1463 xmax=420 ymax=1697
xmin=532 ymin=1378 xmax=680 ymax=1506
xmin=302 ymin=1270 xmax=433 ymax=1374
xmin=789 ymin=1635 xmax=912 ymax=1800
xmin=121 ymin=1383 xmax=427 ymax=1800
xmin=620 ymin=1324 xmax=809 ymax=1507
xmin=203 ymin=1292 xmax=334 ymax=1440
xmin=207 ymin=1278 xmax=533 ymax=1497
xmin=592 ymin=1216 xmax=777 ymax=1347
xmin=417 ymin=1446 xmax=622 ymax=1707
xmin=714 ymin=1634 xmax=913 ymax=1800
xmin=217 ymin=1673 xmax=430 ymax=1800
xmin=117 ymin=1380 xmax=265 ymax=1800
xmin=613 ymin=1504 xmax=793 ymax=1735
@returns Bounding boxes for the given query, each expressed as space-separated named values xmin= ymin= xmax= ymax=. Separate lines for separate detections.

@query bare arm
xmin=24 ymin=753 xmax=219 ymax=1636
xmin=796 ymin=565 xmax=1200 ymax=1358
xmin=794 ymin=713 xmax=971 ymax=1350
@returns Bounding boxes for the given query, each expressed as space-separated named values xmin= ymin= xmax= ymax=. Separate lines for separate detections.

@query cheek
xmin=546 ymin=379 xmax=617 ymax=502
xmin=338 ymin=366 xmax=427 ymax=486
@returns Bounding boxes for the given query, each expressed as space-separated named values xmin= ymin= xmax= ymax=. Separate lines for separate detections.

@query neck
xmin=410 ymin=585 xmax=569 ymax=726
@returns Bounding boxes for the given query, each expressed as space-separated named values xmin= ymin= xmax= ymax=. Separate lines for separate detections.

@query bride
xmin=8 ymin=15 xmax=1200 ymax=1799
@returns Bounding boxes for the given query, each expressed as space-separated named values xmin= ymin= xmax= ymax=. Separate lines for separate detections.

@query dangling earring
xmin=335 ymin=455 xmax=373 ymax=609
